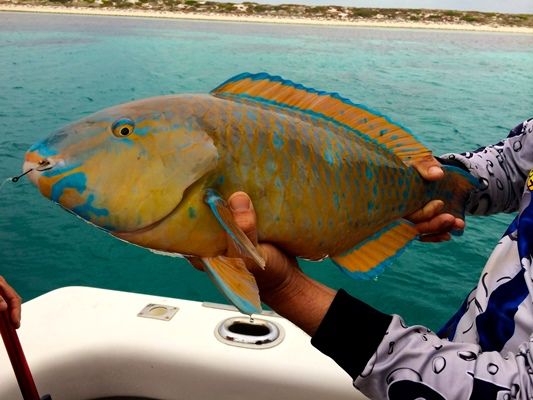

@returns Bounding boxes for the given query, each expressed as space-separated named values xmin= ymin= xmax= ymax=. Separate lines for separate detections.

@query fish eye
xmin=111 ymin=118 xmax=135 ymax=137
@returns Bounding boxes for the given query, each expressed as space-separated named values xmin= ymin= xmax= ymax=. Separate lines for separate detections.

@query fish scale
xmin=205 ymin=100 xmax=412 ymax=258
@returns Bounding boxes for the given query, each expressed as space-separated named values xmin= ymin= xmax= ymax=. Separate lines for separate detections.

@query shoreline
xmin=2 ymin=4 xmax=533 ymax=33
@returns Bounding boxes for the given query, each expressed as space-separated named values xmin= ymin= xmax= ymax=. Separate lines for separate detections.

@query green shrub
xmin=351 ymin=8 xmax=376 ymax=18
xmin=461 ymin=15 xmax=479 ymax=22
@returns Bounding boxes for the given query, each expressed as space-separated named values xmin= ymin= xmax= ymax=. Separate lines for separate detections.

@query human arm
xmin=440 ymin=118 xmax=533 ymax=216
xmin=227 ymin=193 xmax=533 ymax=399
xmin=0 ymin=276 xmax=21 ymax=329
xmin=314 ymin=295 xmax=533 ymax=400
xmin=406 ymin=155 xmax=465 ymax=242
xmin=405 ymin=117 xmax=533 ymax=236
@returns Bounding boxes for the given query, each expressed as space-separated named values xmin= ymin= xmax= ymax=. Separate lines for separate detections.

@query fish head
xmin=23 ymin=96 xmax=218 ymax=233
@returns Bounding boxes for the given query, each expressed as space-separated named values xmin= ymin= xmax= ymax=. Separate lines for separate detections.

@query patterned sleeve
xmin=440 ymin=118 xmax=533 ymax=216
xmin=312 ymin=290 xmax=533 ymax=400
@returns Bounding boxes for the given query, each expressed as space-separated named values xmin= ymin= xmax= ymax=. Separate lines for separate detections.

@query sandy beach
xmin=1 ymin=3 xmax=533 ymax=33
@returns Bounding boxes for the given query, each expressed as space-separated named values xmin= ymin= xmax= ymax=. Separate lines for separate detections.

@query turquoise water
xmin=1 ymin=12 xmax=532 ymax=330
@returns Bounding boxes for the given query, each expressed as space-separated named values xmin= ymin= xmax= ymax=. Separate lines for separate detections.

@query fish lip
xmin=22 ymin=157 xmax=61 ymax=185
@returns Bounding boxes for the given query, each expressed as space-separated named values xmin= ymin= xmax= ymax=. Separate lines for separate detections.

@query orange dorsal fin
xmin=211 ymin=72 xmax=432 ymax=164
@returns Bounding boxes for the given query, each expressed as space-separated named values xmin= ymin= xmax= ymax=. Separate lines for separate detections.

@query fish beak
xmin=22 ymin=152 xmax=57 ymax=185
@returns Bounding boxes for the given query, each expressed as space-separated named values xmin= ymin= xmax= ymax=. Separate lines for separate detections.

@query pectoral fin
xmin=331 ymin=220 xmax=418 ymax=279
xmin=204 ymin=189 xmax=265 ymax=269
xmin=201 ymin=256 xmax=262 ymax=315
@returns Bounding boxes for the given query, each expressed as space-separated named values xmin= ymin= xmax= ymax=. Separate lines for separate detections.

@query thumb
xmin=228 ymin=191 xmax=258 ymax=247
xmin=412 ymin=156 xmax=444 ymax=181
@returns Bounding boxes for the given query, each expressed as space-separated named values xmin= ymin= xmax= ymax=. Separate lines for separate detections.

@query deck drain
xmin=137 ymin=303 xmax=179 ymax=321
xmin=215 ymin=316 xmax=284 ymax=349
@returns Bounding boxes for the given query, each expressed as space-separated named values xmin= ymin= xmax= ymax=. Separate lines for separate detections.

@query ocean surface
xmin=0 ymin=11 xmax=532 ymax=330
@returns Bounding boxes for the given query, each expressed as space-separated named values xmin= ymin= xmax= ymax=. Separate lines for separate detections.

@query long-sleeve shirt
xmin=311 ymin=118 xmax=533 ymax=400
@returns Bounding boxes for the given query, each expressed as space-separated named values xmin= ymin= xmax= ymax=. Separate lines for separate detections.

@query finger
xmin=419 ymin=232 xmax=452 ymax=243
xmin=0 ymin=276 xmax=21 ymax=328
xmin=415 ymin=213 xmax=456 ymax=236
xmin=452 ymin=218 xmax=466 ymax=232
xmin=406 ymin=200 xmax=444 ymax=224
xmin=411 ymin=156 xmax=444 ymax=181
xmin=226 ymin=192 xmax=258 ymax=259
xmin=11 ymin=306 xmax=21 ymax=330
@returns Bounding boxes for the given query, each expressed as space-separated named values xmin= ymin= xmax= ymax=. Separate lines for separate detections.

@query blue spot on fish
xmin=397 ymin=175 xmax=404 ymax=186
xmin=333 ymin=192 xmax=340 ymax=209
xmin=28 ymin=140 xmax=58 ymax=157
xmin=133 ymin=127 xmax=150 ymax=136
xmin=188 ymin=207 xmax=197 ymax=219
xmin=366 ymin=166 xmax=373 ymax=180
xmin=266 ymin=161 xmax=277 ymax=174
xmin=232 ymin=109 xmax=243 ymax=121
xmin=73 ymin=194 xmax=109 ymax=220
xmin=272 ymin=132 xmax=284 ymax=149
xmin=51 ymin=172 xmax=87 ymax=203
xmin=324 ymin=150 xmax=334 ymax=165
xmin=334 ymin=170 xmax=341 ymax=186
xmin=246 ymin=110 xmax=257 ymax=123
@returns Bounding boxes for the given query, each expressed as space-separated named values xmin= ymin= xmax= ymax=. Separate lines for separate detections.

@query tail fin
xmin=434 ymin=165 xmax=479 ymax=227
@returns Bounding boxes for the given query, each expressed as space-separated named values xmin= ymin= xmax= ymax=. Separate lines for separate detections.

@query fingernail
xmin=435 ymin=200 xmax=445 ymax=211
xmin=229 ymin=194 xmax=251 ymax=212
xmin=429 ymin=166 xmax=443 ymax=176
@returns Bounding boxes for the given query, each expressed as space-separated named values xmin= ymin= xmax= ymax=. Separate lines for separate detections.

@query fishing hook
xmin=11 ymin=160 xmax=53 ymax=183
xmin=11 ymin=169 xmax=33 ymax=183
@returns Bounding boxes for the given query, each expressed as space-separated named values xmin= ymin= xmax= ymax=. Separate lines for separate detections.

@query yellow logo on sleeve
xmin=528 ymin=169 xmax=533 ymax=191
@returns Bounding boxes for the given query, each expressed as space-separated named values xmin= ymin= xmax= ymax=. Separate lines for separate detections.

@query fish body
xmin=24 ymin=73 xmax=477 ymax=314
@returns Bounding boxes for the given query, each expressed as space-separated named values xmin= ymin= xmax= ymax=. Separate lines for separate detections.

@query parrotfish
xmin=23 ymin=73 xmax=477 ymax=315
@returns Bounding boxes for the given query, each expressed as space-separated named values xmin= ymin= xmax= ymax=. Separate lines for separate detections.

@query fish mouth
xmin=22 ymin=155 xmax=59 ymax=184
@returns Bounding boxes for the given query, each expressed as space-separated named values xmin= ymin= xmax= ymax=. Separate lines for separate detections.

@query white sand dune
xmin=2 ymin=4 xmax=533 ymax=34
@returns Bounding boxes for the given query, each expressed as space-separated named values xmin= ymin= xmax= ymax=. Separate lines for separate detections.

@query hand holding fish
xmin=226 ymin=191 xmax=336 ymax=336
xmin=406 ymin=156 xmax=466 ymax=242
xmin=0 ymin=276 xmax=22 ymax=329
xmin=222 ymin=183 xmax=462 ymax=334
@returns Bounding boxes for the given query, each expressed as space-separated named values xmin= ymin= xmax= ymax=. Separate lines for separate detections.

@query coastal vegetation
xmin=2 ymin=0 xmax=533 ymax=28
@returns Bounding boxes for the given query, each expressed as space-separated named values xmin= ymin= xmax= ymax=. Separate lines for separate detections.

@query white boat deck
xmin=0 ymin=286 xmax=368 ymax=400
